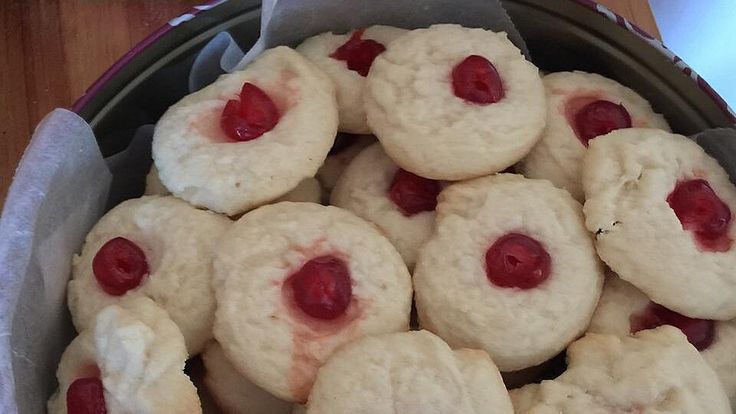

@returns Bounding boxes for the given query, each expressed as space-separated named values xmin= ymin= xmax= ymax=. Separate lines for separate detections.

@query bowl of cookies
xmin=3 ymin=0 xmax=736 ymax=413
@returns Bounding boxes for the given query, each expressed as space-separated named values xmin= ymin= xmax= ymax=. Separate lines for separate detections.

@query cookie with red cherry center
xmin=47 ymin=297 xmax=200 ymax=414
xmin=213 ymin=202 xmax=412 ymax=403
xmin=306 ymin=330 xmax=513 ymax=414
xmin=364 ymin=24 xmax=546 ymax=180
xmin=331 ymin=143 xmax=442 ymax=267
xmin=67 ymin=195 xmax=231 ymax=355
xmin=510 ymin=327 xmax=731 ymax=414
xmin=583 ymin=128 xmax=736 ymax=319
xmin=152 ymin=46 xmax=338 ymax=215
xmin=297 ymin=26 xmax=408 ymax=134
xmin=587 ymin=274 xmax=736 ymax=405
xmin=519 ymin=71 xmax=670 ymax=200
xmin=413 ymin=174 xmax=604 ymax=371
xmin=202 ymin=341 xmax=292 ymax=414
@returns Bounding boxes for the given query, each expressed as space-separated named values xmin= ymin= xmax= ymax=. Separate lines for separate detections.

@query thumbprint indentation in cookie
xmin=571 ymin=99 xmax=631 ymax=146
xmin=286 ymin=255 xmax=352 ymax=320
xmin=667 ymin=179 xmax=733 ymax=252
xmin=451 ymin=55 xmax=505 ymax=105
xmin=630 ymin=302 xmax=716 ymax=351
xmin=93 ymin=237 xmax=149 ymax=296
xmin=66 ymin=376 xmax=107 ymax=414
xmin=330 ymin=29 xmax=386 ymax=77
xmin=220 ymin=82 xmax=280 ymax=142
xmin=485 ymin=233 xmax=551 ymax=289
xmin=388 ymin=169 xmax=441 ymax=217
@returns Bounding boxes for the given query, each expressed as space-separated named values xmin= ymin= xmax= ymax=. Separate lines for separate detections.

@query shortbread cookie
xmin=153 ymin=46 xmax=338 ymax=215
xmin=365 ymin=24 xmax=545 ymax=180
xmin=414 ymin=174 xmax=604 ymax=371
xmin=48 ymin=297 xmax=201 ymax=414
xmin=589 ymin=275 xmax=736 ymax=405
xmin=68 ymin=196 xmax=231 ymax=354
xmin=297 ymin=26 xmax=408 ymax=133
xmin=583 ymin=128 xmax=736 ymax=319
xmin=315 ymin=134 xmax=374 ymax=192
xmin=511 ymin=327 xmax=731 ymax=414
xmin=213 ymin=202 xmax=412 ymax=402
xmin=331 ymin=143 xmax=440 ymax=267
xmin=306 ymin=330 xmax=513 ymax=414
xmin=202 ymin=341 xmax=292 ymax=414
xmin=520 ymin=71 xmax=670 ymax=200
xmin=144 ymin=165 xmax=169 ymax=196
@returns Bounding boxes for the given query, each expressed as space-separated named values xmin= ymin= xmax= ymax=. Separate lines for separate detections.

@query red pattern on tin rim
xmin=72 ymin=0 xmax=736 ymax=124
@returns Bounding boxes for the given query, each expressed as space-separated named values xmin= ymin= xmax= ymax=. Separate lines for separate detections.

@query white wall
xmin=650 ymin=0 xmax=736 ymax=107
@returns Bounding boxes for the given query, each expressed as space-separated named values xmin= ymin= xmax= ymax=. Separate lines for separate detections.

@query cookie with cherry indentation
xmin=152 ymin=46 xmax=338 ymax=215
xmin=202 ymin=341 xmax=292 ymax=414
xmin=511 ymin=327 xmax=731 ymax=414
xmin=297 ymin=26 xmax=408 ymax=134
xmin=48 ymin=297 xmax=200 ymax=414
xmin=519 ymin=71 xmax=670 ymax=200
xmin=414 ymin=174 xmax=603 ymax=371
xmin=583 ymin=128 xmax=736 ymax=319
xmin=331 ymin=143 xmax=442 ymax=267
xmin=588 ymin=275 xmax=736 ymax=405
xmin=306 ymin=330 xmax=513 ymax=414
xmin=213 ymin=202 xmax=412 ymax=402
xmin=67 ymin=195 xmax=231 ymax=355
xmin=364 ymin=24 xmax=545 ymax=180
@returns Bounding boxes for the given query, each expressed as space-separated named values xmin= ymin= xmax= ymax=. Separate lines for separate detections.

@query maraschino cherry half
xmin=330 ymin=29 xmax=386 ymax=77
xmin=630 ymin=302 xmax=715 ymax=351
xmin=287 ymin=255 xmax=352 ymax=320
xmin=221 ymin=82 xmax=280 ymax=142
xmin=388 ymin=169 xmax=441 ymax=217
xmin=573 ymin=99 xmax=632 ymax=146
xmin=92 ymin=237 xmax=149 ymax=296
xmin=485 ymin=233 xmax=551 ymax=290
xmin=667 ymin=178 xmax=732 ymax=252
xmin=451 ymin=55 xmax=504 ymax=105
xmin=67 ymin=376 xmax=106 ymax=414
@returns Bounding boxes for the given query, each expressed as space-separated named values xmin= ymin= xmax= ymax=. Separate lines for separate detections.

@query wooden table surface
xmin=0 ymin=0 xmax=659 ymax=204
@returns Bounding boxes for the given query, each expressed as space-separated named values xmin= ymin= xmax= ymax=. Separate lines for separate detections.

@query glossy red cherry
xmin=388 ymin=169 xmax=441 ymax=217
xmin=630 ymin=302 xmax=715 ymax=351
xmin=66 ymin=377 xmax=106 ymax=414
xmin=288 ymin=256 xmax=352 ymax=320
xmin=667 ymin=179 xmax=732 ymax=252
xmin=573 ymin=99 xmax=632 ymax=145
xmin=92 ymin=237 xmax=148 ymax=296
xmin=330 ymin=29 xmax=386 ymax=77
xmin=220 ymin=82 xmax=280 ymax=142
xmin=451 ymin=55 xmax=504 ymax=105
xmin=485 ymin=233 xmax=551 ymax=289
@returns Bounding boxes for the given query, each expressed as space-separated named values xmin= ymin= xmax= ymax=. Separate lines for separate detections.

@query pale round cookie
xmin=306 ymin=330 xmax=513 ymax=414
xmin=144 ymin=164 xmax=170 ymax=196
xmin=48 ymin=297 xmax=201 ymax=414
xmin=297 ymin=26 xmax=408 ymax=133
xmin=414 ymin=174 xmax=604 ymax=371
xmin=583 ymin=128 xmax=736 ymax=319
xmin=519 ymin=71 xmax=670 ymax=200
xmin=316 ymin=134 xmax=375 ymax=192
xmin=153 ymin=46 xmax=338 ymax=215
xmin=511 ymin=327 xmax=731 ymax=413
xmin=588 ymin=275 xmax=736 ymax=405
xmin=365 ymin=24 xmax=545 ymax=180
xmin=202 ymin=341 xmax=292 ymax=414
xmin=67 ymin=195 xmax=231 ymax=355
xmin=213 ymin=202 xmax=412 ymax=402
xmin=331 ymin=143 xmax=440 ymax=267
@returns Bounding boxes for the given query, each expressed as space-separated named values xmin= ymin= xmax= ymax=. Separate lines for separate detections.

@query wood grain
xmin=0 ymin=0 xmax=657 ymax=204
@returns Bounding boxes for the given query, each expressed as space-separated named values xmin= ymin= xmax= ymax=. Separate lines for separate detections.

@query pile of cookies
xmin=50 ymin=24 xmax=736 ymax=413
